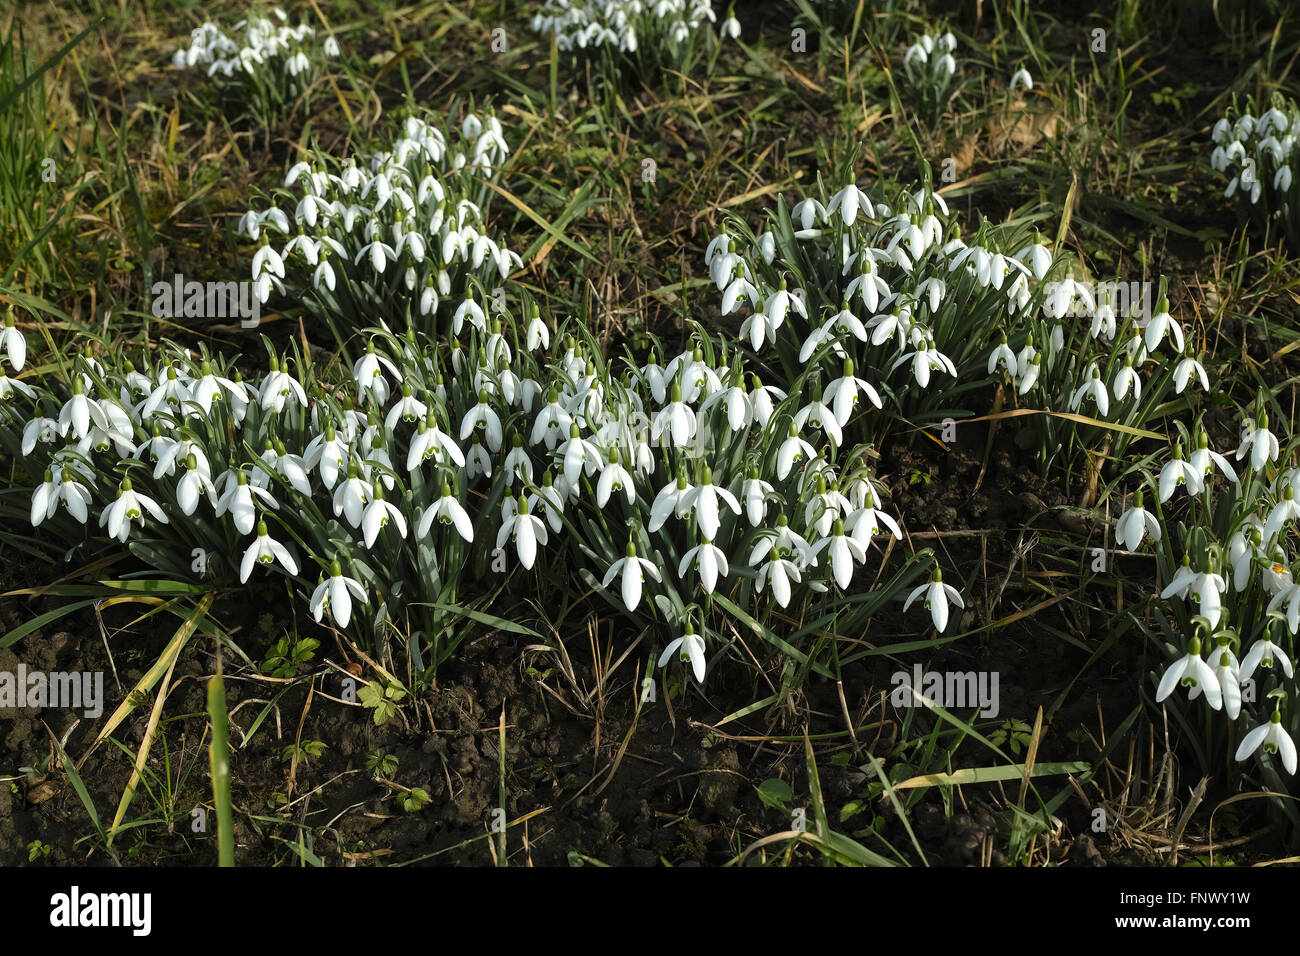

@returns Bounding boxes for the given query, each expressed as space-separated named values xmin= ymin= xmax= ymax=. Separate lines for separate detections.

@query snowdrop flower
xmin=1189 ymin=430 xmax=1237 ymax=485
xmin=658 ymin=623 xmax=706 ymax=683
xmin=58 ymin=380 xmax=109 ymax=441
xmin=252 ymin=239 xmax=285 ymax=280
xmin=1090 ymin=302 xmax=1117 ymax=341
xmin=405 ymin=414 xmax=463 ymax=471
xmin=1155 ymin=636 xmax=1221 ymax=710
xmin=176 ymin=454 xmax=217 ymax=516
xmin=216 ymin=470 xmax=278 ymax=535
xmin=890 ymin=338 xmax=956 ymax=389
xmin=259 ymin=356 xmax=308 ymax=414
xmin=497 ymin=494 xmax=547 ymax=570
xmin=526 ymin=307 xmax=550 ymax=351
xmin=810 ymin=518 xmax=867 ymax=589
xmin=460 ymin=389 xmax=504 ymax=452
xmin=750 ymin=513 xmax=815 ymax=568
xmin=649 ymin=470 xmax=694 ymax=532
xmin=1267 ymin=583 xmax=1300 ymax=634
xmin=720 ymin=14 xmax=741 ymax=40
xmin=1235 ymin=709 xmax=1297 ymax=775
xmin=353 ymin=342 xmax=403 ymax=406
xmin=1158 ymin=443 xmax=1203 ymax=502
xmin=793 ymin=386 xmax=842 ymax=449
xmin=557 ymin=422 xmax=603 ymax=488
xmin=309 ymin=560 xmax=368 ymax=629
xmin=360 ymin=483 xmax=406 ymax=548
xmin=742 ymin=469 xmax=774 ymax=526
xmin=1212 ymin=647 xmax=1243 ymax=719
xmin=739 ymin=308 xmax=781 ymax=351
xmin=240 ymin=520 xmax=299 ymax=582
xmin=100 ymin=478 xmax=169 ymax=543
xmin=31 ymin=469 xmax=91 ymax=526
xmin=2 ymin=314 xmax=26 ymax=371
xmin=1240 ymin=634 xmax=1295 ymax=683
xmin=1115 ymin=489 xmax=1160 ymax=550
xmin=823 ymin=359 xmax=882 ymax=427
xmin=748 ymin=376 xmax=786 ymax=430
xmin=386 ymin=383 xmax=428 ymax=432
xmin=1173 ymin=353 xmax=1209 ymax=394
xmin=1162 ymin=554 xmax=1197 ymax=602
xmin=776 ymin=421 xmax=816 ymax=481
xmin=1144 ymin=300 xmax=1184 ymax=353
xmin=846 ymin=487 xmax=902 ymax=547
xmin=1009 ymin=67 xmax=1033 ymax=91
xmin=1228 ymin=523 xmax=1262 ymax=592
xmin=417 ymin=482 xmax=475 ymax=542
xmin=679 ymin=537 xmax=729 ymax=594
xmin=828 ymin=184 xmax=874 ymax=225
xmin=698 ymin=378 xmax=752 ymax=433
xmin=500 ymin=434 xmax=533 ymax=488
xmin=601 ymin=539 xmax=662 ymax=612
xmin=1017 ymin=353 xmax=1042 ymax=395
xmin=804 ymin=474 xmax=851 ymax=538
xmin=652 ymin=383 xmax=697 ymax=447
xmin=1070 ymin=364 xmax=1110 ymax=417
xmin=903 ymin=568 xmax=965 ymax=632
xmin=529 ymin=472 xmax=566 ymax=535
xmin=755 ymin=547 xmax=801 ymax=607
xmin=269 ymin=439 xmax=314 ymax=495
xmin=596 ymin=448 xmax=634 ymax=507
xmin=677 ymin=347 xmax=722 ymax=404
xmin=1189 ymin=564 xmax=1228 ymax=628
xmin=680 ymin=465 xmax=741 ymax=540
xmin=1237 ymin=412 xmax=1280 ymax=472
xmin=721 ymin=273 xmax=761 ymax=315
xmin=531 ymin=389 xmax=574 ymax=451
xmin=1264 ymin=484 xmax=1300 ymax=545
xmin=21 ymin=416 xmax=59 ymax=456
xmin=791 ymin=197 xmax=827 ymax=235
xmin=1112 ymin=354 xmax=1141 ymax=403
xmin=988 ymin=333 xmax=1018 ymax=376
xmin=303 ymin=422 xmax=349 ymax=490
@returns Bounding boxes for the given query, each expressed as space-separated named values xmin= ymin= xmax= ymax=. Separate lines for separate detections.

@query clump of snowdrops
xmin=0 ymin=304 xmax=945 ymax=687
xmin=238 ymin=111 xmax=517 ymax=360
xmin=706 ymin=176 xmax=1206 ymax=484
xmin=530 ymin=0 xmax=737 ymax=80
xmin=902 ymin=30 xmax=961 ymax=124
xmin=1210 ymin=94 xmax=1300 ymax=249
xmin=170 ymin=7 xmax=342 ymax=125
xmin=1113 ymin=399 xmax=1300 ymax=782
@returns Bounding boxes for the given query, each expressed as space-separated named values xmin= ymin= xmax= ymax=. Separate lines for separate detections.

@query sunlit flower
xmin=100 ymin=478 xmax=169 ymax=543
xmin=417 ymin=481 xmax=474 ymax=542
xmin=309 ymin=560 xmax=368 ymax=629
xmin=903 ymin=568 xmax=964 ymax=632
xmin=658 ymin=623 xmax=706 ymax=683
xmin=240 ymin=520 xmax=299 ymax=582
xmin=1115 ymin=489 xmax=1160 ymax=550
xmin=1155 ymin=636 xmax=1221 ymax=710
xmin=601 ymin=539 xmax=662 ymax=611
xmin=1235 ymin=709 xmax=1297 ymax=775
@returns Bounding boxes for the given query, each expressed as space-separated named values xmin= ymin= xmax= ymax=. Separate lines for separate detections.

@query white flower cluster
xmin=903 ymin=31 xmax=959 ymax=121
xmin=171 ymin=7 xmax=339 ymax=80
xmin=707 ymin=179 xmax=1207 ymax=470
xmin=239 ymin=113 xmax=518 ymax=338
xmin=706 ymin=184 xmax=1050 ymax=417
xmin=1211 ymin=97 xmax=1300 ymax=247
xmin=1117 ymin=411 xmax=1300 ymax=774
xmin=0 ymin=297 xmax=953 ymax=686
xmin=1211 ymin=101 xmax=1298 ymax=205
xmin=530 ymin=0 xmax=717 ymax=53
